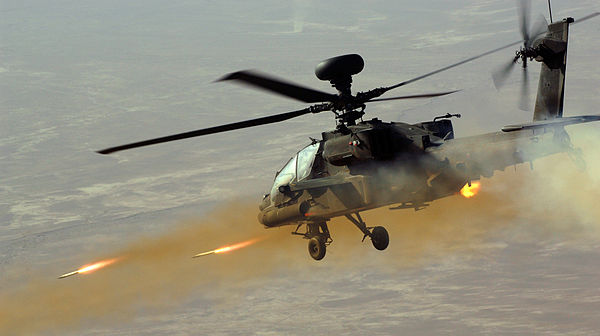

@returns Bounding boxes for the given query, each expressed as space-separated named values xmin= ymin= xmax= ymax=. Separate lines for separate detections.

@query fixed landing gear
xmin=370 ymin=226 xmax=389 ymax=250
xmin=345 ymin=213 xmax=389 ymax=251
xmin=293 ymin=222 xmax=332 ymax=261
xmin=308 ymin=236 xmax=326 ymax=260
xmin=292 ymin=213 xmax=389 ymax=261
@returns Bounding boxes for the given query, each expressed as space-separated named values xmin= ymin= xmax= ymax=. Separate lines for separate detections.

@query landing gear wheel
xmin=308 ymin=236 xmax=326 ymax=261
xmin=371 ymin=226 xmax=389 ymax=251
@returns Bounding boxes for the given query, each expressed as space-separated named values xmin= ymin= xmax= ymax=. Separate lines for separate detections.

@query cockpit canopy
xmin=270 ymin=142 xmax=320 ymax=204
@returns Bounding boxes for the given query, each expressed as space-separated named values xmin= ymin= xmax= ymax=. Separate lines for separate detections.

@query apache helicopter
xmin=98 ymin=7 xmax=599 ymax=260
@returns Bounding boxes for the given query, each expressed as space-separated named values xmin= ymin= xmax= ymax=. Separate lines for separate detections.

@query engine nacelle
xmin=323 ymin=128 xmax=396 ymax=166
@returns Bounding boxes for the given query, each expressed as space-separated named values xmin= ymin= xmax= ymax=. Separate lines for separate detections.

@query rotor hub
xmin=514 ymin=46 xmax=541 ymax=68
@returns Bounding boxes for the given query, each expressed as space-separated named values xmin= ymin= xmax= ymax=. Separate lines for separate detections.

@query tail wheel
xmin=371 ymin=226 xmax=389 ymax=251
xmin=308 ymin=236 xmax=326 ymax=261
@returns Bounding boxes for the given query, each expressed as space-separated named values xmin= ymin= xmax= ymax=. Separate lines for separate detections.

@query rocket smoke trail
xmin=0 ymin=128 xmax=598 ymax=335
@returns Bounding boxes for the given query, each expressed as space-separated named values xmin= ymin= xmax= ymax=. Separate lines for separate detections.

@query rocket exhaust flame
xmin=460 ymin=181 xmax=481 ymax=198
xmin=57 ymin=237 xmax=263 ymax=280
xmin=193 ymin=238 xmax=262 ymax=258
xmin=58 ymin=258 xmax=120 ymax=279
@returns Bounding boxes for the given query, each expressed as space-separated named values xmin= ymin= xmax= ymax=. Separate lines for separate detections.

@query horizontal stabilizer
xmin=502 ymin=115 xmax=600 ymax=132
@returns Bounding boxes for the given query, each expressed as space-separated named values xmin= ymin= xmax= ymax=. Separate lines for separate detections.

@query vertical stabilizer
xmin=532 ymin=17 xmax=574 ymax=121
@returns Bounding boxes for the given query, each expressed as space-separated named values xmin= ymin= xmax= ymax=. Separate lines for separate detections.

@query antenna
xmin=547 ymin=0 xmax=553 ymax=23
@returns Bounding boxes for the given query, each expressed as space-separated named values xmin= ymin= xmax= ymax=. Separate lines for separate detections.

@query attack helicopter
xmin=98 ymin=6 xmax=600 ymax=260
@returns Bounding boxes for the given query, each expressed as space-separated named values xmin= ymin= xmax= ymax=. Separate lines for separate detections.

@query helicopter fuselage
xmin=96 ymin=15 xmax=599 ymax=261
xmin=257 ymin=117 xmax=571 ymax=228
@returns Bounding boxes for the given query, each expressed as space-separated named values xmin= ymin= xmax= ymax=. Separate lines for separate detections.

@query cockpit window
xmin=270 ymin=156 xmax=296 ymax=202
xmin=296 ymin=143 xmax=319 ymax=181
xmin=269 ymin=142 xmax=321 ymax=205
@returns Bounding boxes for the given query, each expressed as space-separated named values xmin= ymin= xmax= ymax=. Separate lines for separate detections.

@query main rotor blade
xmin=537 ymin=12 xmax=598 ymax=36
xmin=366 ymin=90 xmax=460 ymax=102
xmin=383 ymin=39 xmax=524 ymax=92
xmin=218 ymin=70 xmax=337 ymax=103
xmin=574 ymin=12 xmax=600 ymax=24
xmin=97 ymin=108 xmax=313 ymax=154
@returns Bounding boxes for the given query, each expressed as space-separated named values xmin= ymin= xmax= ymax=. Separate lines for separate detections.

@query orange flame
xmin=460 ymin=181 xmax=481 ymax=198
xmin=193 ymin=238 xmax=262 ymax=258
xmin=58 ymin=257 xmax=120 ymax=279
xmin=77 ymin=258 xmax=120 ymax=274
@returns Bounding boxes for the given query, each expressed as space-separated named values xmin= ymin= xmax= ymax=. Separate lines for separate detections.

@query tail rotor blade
xmin=492 ymin=59 xmax=517 ymax=89
xmin=529 ymin=14 xmax=549 ymax=45
xmin=519 ymin=67 xmax=531 ymax=111
xmin=518 ymin=0 xmax=531 ymax=42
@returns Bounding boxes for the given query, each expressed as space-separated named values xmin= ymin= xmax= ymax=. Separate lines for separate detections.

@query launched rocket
xmin=57 ymin=258 xmax=120 ymax=279
xmin=192 ymin=250 xmax=217 ymax=258
xmin=192 ymin=238 xmax=262 ymax=258
xmin=57 ymin=270 xmax=79 ymax=279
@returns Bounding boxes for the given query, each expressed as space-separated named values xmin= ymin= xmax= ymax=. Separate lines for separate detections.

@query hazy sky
xmin=1 ymin=0 xmax=600 ymax=335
